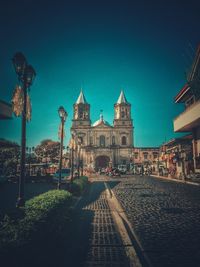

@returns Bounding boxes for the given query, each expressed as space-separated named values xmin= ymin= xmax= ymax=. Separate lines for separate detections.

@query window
xmin=153 ymin=153 xmax=158 ymax=159
xmin=112 ymin=136 xmax=115 ymax=145
xmin=79 ymin=107 xmax=84 ymax=118
xmin=121 ymin=136 xmax=127 ymax=145
xmin=134 ymin=153 xmax=138 ymax=159
xmin=90 ymin=136 xmax=93 ymax=145
xmin=78 ymin=136 xmax=83 ymax=144
xmin=143 ymin=153 xmax=148 ymax=160
xmin=100 ymin=135 xmax=105 ymax=147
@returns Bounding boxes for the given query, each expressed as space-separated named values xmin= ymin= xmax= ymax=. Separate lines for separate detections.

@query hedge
xmin=70 ymin=176 xmax=89 ymax=196
xmin=0 ymin=189 xmax=72 ymax=252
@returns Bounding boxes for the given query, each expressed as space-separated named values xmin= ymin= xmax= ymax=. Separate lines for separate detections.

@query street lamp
xmin=80 ymin=142 xmax=84 ymax=176
xmin=58 ymin=106 xmax=67 ymax=190
xmin=180 ymin=149 xmax=186 ymax=181
xmin=12 ymin=52 xmax=36 ymax=207
xmin=70 ymin=130 xmax=76 ymax=182
xmin=77 ymin=137 xmax=83 ymax=179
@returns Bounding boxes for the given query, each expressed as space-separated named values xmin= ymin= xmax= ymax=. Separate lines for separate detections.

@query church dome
xmin=92 ymin=112 xmax=111 ymax=127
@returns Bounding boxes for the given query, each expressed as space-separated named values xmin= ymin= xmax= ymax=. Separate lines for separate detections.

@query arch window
xmin=100 ymin=135 xmax=105 ymax=147
xmin=112 ymin=136 xmax=115 ymax=145
xmin=90 ymin=136 xmax=93 ymax=145
xmin=79 ymin=107 xmax=83 ymax=118
xmin=78 ymin=136 xmax=83 ymax=144
xmin=121 ymin=136 xmax=127 ymax=145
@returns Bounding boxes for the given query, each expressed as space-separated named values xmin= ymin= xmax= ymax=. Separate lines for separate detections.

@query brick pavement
xmin=111 ymin=175 xmax=200 ymax=267
xmin=59 ymin=181 xmax=130 ymax=267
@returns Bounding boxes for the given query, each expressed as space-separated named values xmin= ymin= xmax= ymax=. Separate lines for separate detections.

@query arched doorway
xmin=95 ymin=155 xmax=110 ymax=171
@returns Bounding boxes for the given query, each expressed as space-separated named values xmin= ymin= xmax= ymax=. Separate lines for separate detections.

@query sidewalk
xmin=36 ymin=181 xmax=131 ymax=267
xmin=69 ymin=181 xmax=132 ymax=267
xmin=151 ymin=174 xmax=200 ymax=186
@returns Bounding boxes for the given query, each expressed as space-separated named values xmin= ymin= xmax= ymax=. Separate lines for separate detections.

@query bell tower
xmin=72 ymin=89 xmax=91 ymax=128
xmin=114 ymin=90 xmax=132 ymax=127
xmin=114 ymin=90 xmax=134 ymax=147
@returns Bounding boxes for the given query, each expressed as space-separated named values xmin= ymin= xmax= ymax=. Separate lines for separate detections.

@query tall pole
xmin=81 ymin=145 xmax=83 ymax=176
xmin=16 ymin=84 xmax=27 ymax=207
xmin=77 ymin=144 xmax=80 ymax=179
xmin=58 ymin=118 xmax=64 ymax=190
xmin=157 ymin=151 xmax=160 ymax=175
xmin=71 ymin=146 xmax=74 ymax=182
xmin=12 ymin=52 xmax=36 ymax=207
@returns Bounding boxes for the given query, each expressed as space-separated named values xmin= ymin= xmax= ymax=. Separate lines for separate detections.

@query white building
xmin=70 ymin=90 xmax=158 ymax=171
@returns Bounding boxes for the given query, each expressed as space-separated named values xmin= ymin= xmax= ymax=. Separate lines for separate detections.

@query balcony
xmin=173 ymin=100 xmax=200 ymax=132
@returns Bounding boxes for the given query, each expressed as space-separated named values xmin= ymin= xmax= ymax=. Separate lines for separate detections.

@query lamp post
xmin=70 ymin=131 xmax=76 ymax=182
xmin=77 ymin=137 xmax=83 ymax=179
xmin=180 ymin=149 xmax=186 ymax=181
xmin=58 ymin=106 xmax=67 ymax=190
xmin=80 ymin=142 xmax=84 ymax=176
xmin=12 ymin=52 xmax=36 ymax=207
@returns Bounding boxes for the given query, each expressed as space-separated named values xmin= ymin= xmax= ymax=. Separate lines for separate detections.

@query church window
xmin=90 ymin=136 xmax=93 ymax=145
xmin=79 ymin=107 xmax=83 ymax=118
xmin=121 ymin=110 xmax=125 ymax=118
xmin=112 ymin=136 xmax=115 ymax=145
xmin=100 ymin=135 xmax=105 ymax=147
xmin=121 ymin=136 xmax=127 ymax=145
xmin=78 ymin=136 xmax=83 ymax=145
xmin=135 ymin=153 xmax=138 ymax=159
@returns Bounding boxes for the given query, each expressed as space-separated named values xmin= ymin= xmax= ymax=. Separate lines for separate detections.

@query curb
xmin=151 ymin=175 xmax=200 ymax=186
xmin=104 ymin=182 xmax=152 ymax=267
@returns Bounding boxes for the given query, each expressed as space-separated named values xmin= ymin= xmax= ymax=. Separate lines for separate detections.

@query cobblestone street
xmin=110 ymin=175 xmax=200 ymax=267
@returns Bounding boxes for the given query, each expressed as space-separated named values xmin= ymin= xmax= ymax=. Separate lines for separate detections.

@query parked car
xmin=52 ymin=168 xmax=71 ymax=183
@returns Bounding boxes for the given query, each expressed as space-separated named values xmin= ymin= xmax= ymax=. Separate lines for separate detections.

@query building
xmin=160 ymin=135 xmax=193 ymax=179
xmin=70 ymin=90 xmax=159 ymax=171
xmin=132 ymin=147 xmax=159 ymax=172
xmin=0 ymin=99 xmax=12 ymax=119
xmin=173 ymin=44 xmax=200 ymax=173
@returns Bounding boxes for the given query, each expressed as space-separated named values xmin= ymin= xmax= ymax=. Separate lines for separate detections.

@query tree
xmin=34 ymin=139 xmax=60 ymax=163
xmin=0 ymin=139 xmax=20 ymax=176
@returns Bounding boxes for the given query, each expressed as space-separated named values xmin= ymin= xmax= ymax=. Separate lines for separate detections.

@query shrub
xmin=70 ymin=176 xmax=89 ymax=196
xmin=0 ymin=190 xmax=72 ymax=252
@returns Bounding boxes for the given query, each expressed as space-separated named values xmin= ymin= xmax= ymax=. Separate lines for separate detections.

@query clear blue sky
xmin=0 ymin=0 xmax=199 ymax=147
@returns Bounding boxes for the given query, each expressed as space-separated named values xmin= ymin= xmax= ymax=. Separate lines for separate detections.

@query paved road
xmin=109 ymin=175 xmax=200 ymax=267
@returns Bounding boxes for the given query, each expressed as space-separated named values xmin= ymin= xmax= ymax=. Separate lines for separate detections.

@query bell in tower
xmin=72 ymin=89 xmax=91 ymax=128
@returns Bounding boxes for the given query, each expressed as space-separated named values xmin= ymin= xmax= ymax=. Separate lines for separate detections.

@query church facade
xmin=70 ymin=90 xmax=159 ymax=170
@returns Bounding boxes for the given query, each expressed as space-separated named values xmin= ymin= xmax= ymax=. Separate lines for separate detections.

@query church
xmin=70 ymin=90 xmax=159 ymax=171
xmin=71 ymin=90 xmax=133 ymax=170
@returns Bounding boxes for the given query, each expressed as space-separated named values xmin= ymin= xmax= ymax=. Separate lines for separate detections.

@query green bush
xmin=0 ymin=190 xmax=72 ymax=252
xmin=70 ymin=176 xmax=89 ymax=196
